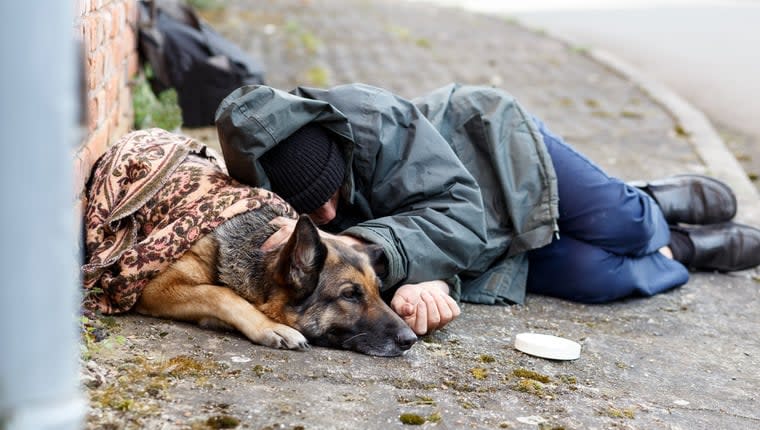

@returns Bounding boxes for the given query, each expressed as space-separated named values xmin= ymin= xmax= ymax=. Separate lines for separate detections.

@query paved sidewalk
xmin=83 ymin=1 xmax=760 ymax=429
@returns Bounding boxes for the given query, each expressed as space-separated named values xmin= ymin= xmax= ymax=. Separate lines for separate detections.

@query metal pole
xmin=0 ymin=1 xmax=85 ymax=429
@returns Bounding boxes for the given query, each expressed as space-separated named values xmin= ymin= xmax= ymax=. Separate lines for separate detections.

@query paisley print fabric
xmin=81 ymin=128 xmax=296 ymax=314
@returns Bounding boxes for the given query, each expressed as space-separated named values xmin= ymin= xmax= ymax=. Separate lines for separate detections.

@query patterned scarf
xmin=81 ymin=128 xmax=295 ymax=314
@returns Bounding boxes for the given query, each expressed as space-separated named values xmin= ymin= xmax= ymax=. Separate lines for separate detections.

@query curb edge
xmin=516 ymin=23 xmax=760 ymax=223
xmin=586 ymin=48 xmax=760 ymax=222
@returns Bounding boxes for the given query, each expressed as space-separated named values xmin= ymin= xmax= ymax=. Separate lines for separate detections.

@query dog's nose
xmin=396 ymin=328 xmax=417 ymax=351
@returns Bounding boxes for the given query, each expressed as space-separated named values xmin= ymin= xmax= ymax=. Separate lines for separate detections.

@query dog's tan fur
xmin=134 ymin=213 xmax=416 ymax=356
xmin=135 ymin=235 xmax=308 ymax=349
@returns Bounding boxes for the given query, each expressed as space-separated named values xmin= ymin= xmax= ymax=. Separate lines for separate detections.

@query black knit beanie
xmin=259 ymin=124 xmax=346 ymax=214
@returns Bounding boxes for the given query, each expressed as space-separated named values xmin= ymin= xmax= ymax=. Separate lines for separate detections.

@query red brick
xmin=109 ymin=39 xmax=122 ymax=70
xmin=76 ymin=122 xmax=110 ymax=192
xmin=87 ymin=93 xmax=99 ymax=132
xmin=117 ymin=0 xmax=128 ymax=21
xmin=124 ymin=0 xmax=138 ymax=24
xmin=105 ymin=74 xmax=120 ymax=113
xmin=90 ymin=88 xmax=107 ymax=131
xmin=109 ymin=101 xmax=131 ymax=142
xmin=120 ymin=0 xmax=137 ymax=24
xmin=118 ymin=85 xmax=134 ymax=131
xmin=98 ymin=87 xmax=109 ymax=126
xmin=104 ymin=104 xmax=118 ymax=137
xmin=89 ymin=14 xmax=104 ymax=50
xmin=123 ymin=25 xmax=137 ymax=58
xmin=82 ymin=17 xmax=93 ymax=51
xmin=127 ymin=51 xmax=140 ymax=78
xmin=92 ymin=16 xmax=102 ymax=49
xmin=87 ymin=121 xmax=111 ymax=162
xmin=99 ymin=15 xmax=108 ymax=46
xmin=110 ymin=2 xmax=125 ymax=39
xmin=87 ymin=49 xmax=103 ymax=90
xmin=109 ymin=102 xmax=129 ymax=143
xmin=101 ymin=44 xmax=114 ymax=83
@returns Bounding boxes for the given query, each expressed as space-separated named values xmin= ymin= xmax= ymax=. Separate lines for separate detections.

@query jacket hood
xmin=215 ymin=85 xmax=355 ymax=201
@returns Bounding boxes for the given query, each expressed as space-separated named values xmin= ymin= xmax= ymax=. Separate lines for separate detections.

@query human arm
xmin=303 ymin=84 xmax=489 ymax=288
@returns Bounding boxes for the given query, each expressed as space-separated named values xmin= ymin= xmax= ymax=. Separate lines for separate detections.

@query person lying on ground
xmin=215 ymin=82 xmax=760 ymax=335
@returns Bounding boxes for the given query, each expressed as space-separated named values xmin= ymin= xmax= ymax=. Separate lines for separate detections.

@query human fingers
xmin=390 ymin=293 xmax=416 ymax=317
xmin=404 ymin=300 xmax=428 ymax=335
xmin=391 ymin=297 xmax=418 ymax=331
xmin=439 ymin=294 xmax=460 ymax=321
xmin=434 ymin=294 xmax=461 ymax=331
xmin=421 ymin=291 xmax=441 ymax=332
xmin=432 ymin=291 xmax=454 ymax=328
xmin=446 ymin=295 xmax=461 ymax=318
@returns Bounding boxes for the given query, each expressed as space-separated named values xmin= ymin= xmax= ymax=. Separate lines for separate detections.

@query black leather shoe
xmin=671 ymin=222 xmax=760 ymax=272
xmin=631 ymin=174 xmax=737 ymax=225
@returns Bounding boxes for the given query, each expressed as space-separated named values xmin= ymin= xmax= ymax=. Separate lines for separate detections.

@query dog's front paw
xmin=256 ymin=323 xmax=309 ymax=350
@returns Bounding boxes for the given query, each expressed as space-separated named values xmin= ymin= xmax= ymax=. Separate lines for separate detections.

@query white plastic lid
xmin=514 ymin=332 xmax=581 ymax=360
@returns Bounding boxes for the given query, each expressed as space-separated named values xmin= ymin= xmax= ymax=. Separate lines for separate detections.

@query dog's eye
xmin=340 ymin=285 xmax=362 ymax=301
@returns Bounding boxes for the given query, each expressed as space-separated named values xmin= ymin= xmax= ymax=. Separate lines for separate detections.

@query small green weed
xmin=132 ymin=67 xmax=183 ymax=131
xmin=186 ymin=0 xmax=223 ymax=11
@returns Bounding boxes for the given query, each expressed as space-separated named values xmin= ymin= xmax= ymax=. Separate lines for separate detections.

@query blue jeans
xmin=526 ymin=118 xmax=689 ymax=303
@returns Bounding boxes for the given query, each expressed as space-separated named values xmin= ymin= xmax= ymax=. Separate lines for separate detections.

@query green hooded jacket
xmin=215 ymin=83 xmax=558 ymax=305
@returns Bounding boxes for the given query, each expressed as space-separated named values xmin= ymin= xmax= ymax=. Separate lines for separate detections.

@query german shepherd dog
xmin=134 ymin=208 xmax=418 ymax=357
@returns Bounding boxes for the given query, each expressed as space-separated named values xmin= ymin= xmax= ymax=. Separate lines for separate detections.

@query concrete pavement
xmin=412 ymin=0 xmax=760 ymax=196
xmin=82 ymin=1 xmax=760 ymax=429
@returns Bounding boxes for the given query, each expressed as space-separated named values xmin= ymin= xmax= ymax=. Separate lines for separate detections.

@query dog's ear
xmin=353 ymin=243 xmax=387 ymax=279
xmin=275 ymin=215 xmax=326 ymax=300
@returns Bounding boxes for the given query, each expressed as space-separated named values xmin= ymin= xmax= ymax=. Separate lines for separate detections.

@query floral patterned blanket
xmin=81 ymin=128 xmax=296 ymax=314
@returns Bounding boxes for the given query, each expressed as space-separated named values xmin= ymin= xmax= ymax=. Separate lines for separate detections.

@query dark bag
xmin=137 ymin=0 xmax=265 ymax=127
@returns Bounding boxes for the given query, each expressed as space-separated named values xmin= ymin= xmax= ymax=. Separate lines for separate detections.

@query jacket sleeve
xmin=324 ymin=85 xmax=489 ymax=289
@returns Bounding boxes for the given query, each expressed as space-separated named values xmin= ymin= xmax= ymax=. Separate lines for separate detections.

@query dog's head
xmin=269 ymin=215 xmax=417 ymax=357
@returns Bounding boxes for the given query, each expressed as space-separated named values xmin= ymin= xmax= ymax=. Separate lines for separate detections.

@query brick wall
xmin=73 ymin=0 xmax=140 ymax=201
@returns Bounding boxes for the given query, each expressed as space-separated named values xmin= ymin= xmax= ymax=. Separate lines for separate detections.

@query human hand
xmin=390 ymin=280 xmax=461 ymax=335
xmin=261 ymin=216 xmax=364 ymax=251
